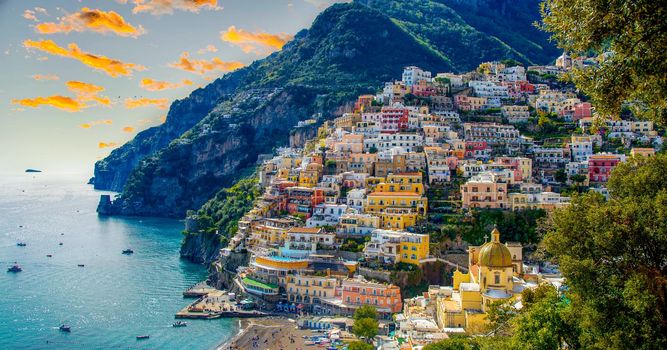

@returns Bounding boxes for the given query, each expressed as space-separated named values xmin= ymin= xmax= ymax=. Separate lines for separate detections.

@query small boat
xmin=172 ymin=321 xmax=187 ymax=327
xmin=77 ymin=264 xmax=85 ymax=267
xmin=59 ymin=242 xmax=63 ymax=246
xmin=7 ymin=264 xmax=22 ymax=273
xmin=46 ymin=254 xmax=53 ymax=257
xmin=59 ymin=325 xmax=71 ymax=332
xmin=136 ymin=335 xmax=149 ymax=340
xmin=122 ymin=249 xmax=134 ymax=254
xmin=17 ymin=242 xmax=27 ymax=247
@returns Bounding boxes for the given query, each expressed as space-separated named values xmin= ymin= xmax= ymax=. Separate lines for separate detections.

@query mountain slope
xmin=101 ymin=2 xmax=450 ymax=217
xmin=359 ymin=0 xmax=559 ymax=71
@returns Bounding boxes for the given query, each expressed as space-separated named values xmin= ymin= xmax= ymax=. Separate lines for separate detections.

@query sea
xmin=0 ymin=174 xmax=237 ymax=350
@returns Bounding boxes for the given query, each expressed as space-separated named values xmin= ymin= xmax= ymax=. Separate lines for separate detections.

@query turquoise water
xmin=0 ymin=174 xmax=237 ymax=349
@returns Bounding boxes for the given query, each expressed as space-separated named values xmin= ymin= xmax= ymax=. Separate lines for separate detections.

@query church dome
xmin=478 ymin=228 xmax=513 ymax=268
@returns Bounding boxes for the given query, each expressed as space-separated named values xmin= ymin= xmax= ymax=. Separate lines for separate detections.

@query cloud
xmin=23 ymin=39 xmax=146 ymax=77
xmin=125 ymin=97 xmax=169 ymax=109
xmin=11 ymin=96 xmax=86 ymax=112
xmin=80 ymin=119 xmax=113 ymax=129
xmin=31 ymin=74 xmax=60 ymax=81
xmin=66 ymin=80 xmax=111 ymax=106
xmin=220 ymin=26 xmax=292 ymax=54
xmin=168 ymin=51 xmax=244 ymax=75
xmin=35 ymin=8 xmax=145 ymax=38
xmin=197 ymin=44 xmax=217 ymax=54
xmin=37 ymin=56 xmax=49 ymax=61
xmin=34 ymin=7 xmax=49 ymax=15
xmin=139 ymin=78 xmax=192 ymax=91
xmin=122 ymin=126 xmax=136 ymax=132
xmin=128 ymin=0 xmax=221 ymax=15
xmin=23 ymin=10 xmax=38 ymax=21
xmin=98 ymin=142 xmax=118 ymax=149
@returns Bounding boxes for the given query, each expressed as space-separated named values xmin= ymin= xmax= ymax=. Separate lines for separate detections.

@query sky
xmin=0 ymin=0 xmax=347 ymax=175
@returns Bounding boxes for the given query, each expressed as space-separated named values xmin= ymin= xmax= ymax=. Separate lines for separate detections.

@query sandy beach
xmin=217 ymin=317 xmax=322 ymax=350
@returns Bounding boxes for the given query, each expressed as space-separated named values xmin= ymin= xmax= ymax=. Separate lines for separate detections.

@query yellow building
xmin=286 ymin=273 xmax=339 ymax=308
xmin=436 ymin=228 xmax=527 ymax=333
xmin=373 ymin=172 xmax=425 ymax=195
xmin=365 ymin=192 xmax=428 ymax=215
xmin=298 ymin=163 xmax=323 ymax=188
xmin=364 ymin=229 xmax=429 ymax=266
xmin=379 ymin=207 xmax=418 ymax=230
xmin=250 ymin=218 xmax=299 ymax=248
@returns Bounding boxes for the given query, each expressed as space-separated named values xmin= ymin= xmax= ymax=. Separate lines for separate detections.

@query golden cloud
xmin=129 ymin=0 xmax=220 ymax=15
xmin=35 ymin=8 xmax=145 ymax=38
xmin=139 ymin=78 xmax=192 ymax=91
xmin=125 ymin=97 xmax=169 ymax=109
xmin=11 ymin=96 xmax=85 ymax=112
xmin=168 ymin=51 xmax=244 ymax=75
xmin=31 ymin=74 xmax=60 ymax=81
xmin=122 ymin=126 xmax=136 ymax=132
xmin=197 ymin=44 xmax=217 ymax=54
xmin=66 ymin=81 xmax=112 ymax=106
xmin=80 ymin=119 xmax=113 ymax=129
xmin=220 ymin=26 xmax=292 ymax=54
xmin=23 ymin=39 xmax=146 ymax=77
xmin=98 ymin=142 xmax=118 ymax=149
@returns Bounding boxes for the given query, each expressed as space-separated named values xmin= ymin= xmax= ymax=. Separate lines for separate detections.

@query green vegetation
xmin=340 ymin=237 xmax=368 ymax=253
xmin=191 ymin=176 xmax=261 ymax=237
xmin=366 ymin=0 xmax=559 ymax=71
xmin=352 ymin=305 xmax=379 ymax=342
xmin=347 ymin=341 xmax=374 ymax=350
xmin=434 ymin=209 xmax=546 ymax=246
xmin=541 ymin=153 xmax=667 ymax=348
xmin=540 ymin=0 xmax=666 ymax=125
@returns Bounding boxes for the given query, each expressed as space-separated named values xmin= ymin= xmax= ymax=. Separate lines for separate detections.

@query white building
xmin=402 ymin=66 xmax=432 ymax=87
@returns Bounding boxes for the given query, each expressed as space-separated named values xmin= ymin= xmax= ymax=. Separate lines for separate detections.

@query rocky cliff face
xmin=179 ymin=231 xmax=224 ymax=265
xmin=93 ymin=70 xmax=249 ymax=191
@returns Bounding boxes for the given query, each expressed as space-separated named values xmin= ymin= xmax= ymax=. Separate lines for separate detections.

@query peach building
xmin=461 ymin=172 xmax=508 ymax=209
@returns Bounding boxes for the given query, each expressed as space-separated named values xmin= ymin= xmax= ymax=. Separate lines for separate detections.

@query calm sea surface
xmin=0 ymin=174 xmax=237 ymax=350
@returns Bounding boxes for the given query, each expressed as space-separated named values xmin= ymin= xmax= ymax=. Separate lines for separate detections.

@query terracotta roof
xmin=287 ymin=227 xmax=324 ymax=234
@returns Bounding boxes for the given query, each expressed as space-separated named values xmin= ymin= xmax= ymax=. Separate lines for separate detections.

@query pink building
xmin=380 ymin=107 xmax=409 ymax=133
xmin=588 ymin=154 xmax=622 ymax=183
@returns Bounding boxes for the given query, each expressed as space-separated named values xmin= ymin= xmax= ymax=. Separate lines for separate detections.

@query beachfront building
xmin=286 ymin=274 xmax=339 ymax=311
xmin=320 ymin=277 xmax=403 ymax=318
xmin=249 ymin=255 xmax=309 ymax=287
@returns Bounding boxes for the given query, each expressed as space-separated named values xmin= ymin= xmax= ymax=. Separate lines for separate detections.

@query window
xmin=494 ymin=273 xmax=500 ymax=285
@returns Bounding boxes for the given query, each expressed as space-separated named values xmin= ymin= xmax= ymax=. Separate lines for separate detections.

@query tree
xmin=511 ymin=284 xmax=580 ymax=349
xmin=353 ymin=305 xmax=378 ymax=321
xmin=347 ymin=341 xmax=374 ymax=350
xmin=554 ymin=169 xmax=567 ymax=184
xmin=542 ymin=153 xmax=667 ymax=349
xmin=351 ymin=317 xmax=378 ymax=341
xmin=540 ymin=0 xmax=667 ymax=125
